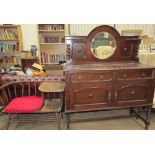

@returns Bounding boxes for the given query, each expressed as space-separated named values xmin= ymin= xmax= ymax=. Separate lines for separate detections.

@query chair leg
xmin=55 ymin=112 xmax=61 ymax=130
xmin=6 ymin=114 xmax=11 ymax=130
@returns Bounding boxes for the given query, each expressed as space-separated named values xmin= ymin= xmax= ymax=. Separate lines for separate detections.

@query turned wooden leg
xmin=55 ymin=112 xmax=61 ymax=130
xmin=129 ymin=107 xmax=133 ymax=115
xmin=66 ymin=113 xmax=70 ymax=130
xmin=136 ymin=107 xmax=141 ymax=119
xmin=145 ymin=106 xmax=151 ymax=130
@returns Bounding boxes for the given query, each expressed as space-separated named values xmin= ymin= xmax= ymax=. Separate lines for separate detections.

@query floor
xmin=0 ymin=109 xmax=155 ymax=130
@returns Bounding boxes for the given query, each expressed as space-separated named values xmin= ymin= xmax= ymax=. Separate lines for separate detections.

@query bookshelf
xmin=37 ymin=24 xmax=67 ymax=65
xmin=0 ymin=25 xmax=23 ymax=67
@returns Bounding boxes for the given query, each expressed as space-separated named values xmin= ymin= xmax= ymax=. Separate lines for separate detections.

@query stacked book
xmin=0 ymin=29 xmax=17 ymax=40
xmin=39 ymin=24 xmax=64 ymax=31
xmin=3 ymin=55 xmax=20 ymax=64
xmin=41 ymin=52 xmax=65 ymax=64
xmin=39 ymin=34 xmax=60 ymax=43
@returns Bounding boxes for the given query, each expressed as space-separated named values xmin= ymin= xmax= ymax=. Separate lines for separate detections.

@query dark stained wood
xmin=66 ymin=25 xmax=141 ymax=64
xmin=64 ymin=25 xmax=155 ymax=129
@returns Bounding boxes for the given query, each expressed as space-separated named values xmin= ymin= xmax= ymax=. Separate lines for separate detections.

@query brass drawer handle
xmin=88 ymin=94 xmax=93 ymax=98
xmin=142 ymin=73 xmax=146 ymax=77
xmin=115 ymin=92 xmax=118 ymax=101
xmin=130 ymin=91 xmax=135 ymax=95
xmin=83 ymin=56 xmax=86 ymax=59
xmin=100 ymin=75 xmax=104 ymax=80
xmin=124 ymin=47 xmax=127 ymax=51
xmin=78 ymin=76 xmax=82 ymax=80
xmin=108 ymin=92 xmax=112 ymax=101
xmin=123 ymin=73 xmax=127 ymax=79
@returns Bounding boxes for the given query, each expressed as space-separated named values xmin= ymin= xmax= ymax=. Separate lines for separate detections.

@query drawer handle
xmin=123 ymin=73 xmax=127 ymax=79
xmin=124 ymin=47 xmax=127 ymax=51
xmin=130 ymin=91 xmax=135 ymax=95
xmin=115 ymin=92 xmax=118 ymax=101
xmin=100 ymin=75 xmax=104 ymax=80
xmin=142 ymin=73 xmax=146 ymax=77
xmin=88 ymin=94 xmax=93 ymax=98
xmin=78 ymin=76 xmax=82 ymax=80
xmin=108 ymin=92 xmax=112 ymax=101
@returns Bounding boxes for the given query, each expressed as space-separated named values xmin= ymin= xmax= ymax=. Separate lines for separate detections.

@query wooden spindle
xmin=13 ymin=83 xmax=17 ymax=98
xmin=6 ymin=85 xmax=12 ymax=101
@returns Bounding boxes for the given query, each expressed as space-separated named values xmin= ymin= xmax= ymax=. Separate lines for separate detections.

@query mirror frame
xmin=90 ymin=31 xmax=116 ymax=60
xmin=88 ymin=25 xmax=120 ymax=61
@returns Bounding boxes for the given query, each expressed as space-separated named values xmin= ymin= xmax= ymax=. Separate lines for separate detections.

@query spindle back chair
xmin=0 ymin=80 xmax=65 ymax=129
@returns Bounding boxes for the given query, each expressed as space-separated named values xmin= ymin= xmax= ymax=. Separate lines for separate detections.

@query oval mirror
xmin=91 ymin=32 xmax=116 ymax=59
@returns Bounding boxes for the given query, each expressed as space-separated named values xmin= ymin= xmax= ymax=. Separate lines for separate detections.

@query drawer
xmin=117 ymin=70 xmax=153 ymax=80
xmin=70 ymin=72 xmax=112 ymax=82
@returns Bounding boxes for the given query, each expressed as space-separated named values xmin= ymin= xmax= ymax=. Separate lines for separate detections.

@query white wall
xmin=69 ymin=24 xmax=155 ymax=38
xmin=21 ymin=24 xmax=38 ymax=54
xmin=20 ymin=24 xmax=155 ymax=54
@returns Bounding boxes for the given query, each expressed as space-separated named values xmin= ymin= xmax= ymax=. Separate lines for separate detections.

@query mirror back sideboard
xmin=64 ymin=25 xmax=155 ymax=130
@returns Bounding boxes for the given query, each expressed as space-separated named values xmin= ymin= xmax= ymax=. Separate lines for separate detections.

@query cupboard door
xmin=69 ymin=83 xmax=112 ymax=111
xmin=72 ymin=42 xmax=87 ymax=60
xmin=115 ymin=80 xmax=154 ymax=107
xmin=120 ymin=41 xmax=132 ymax=58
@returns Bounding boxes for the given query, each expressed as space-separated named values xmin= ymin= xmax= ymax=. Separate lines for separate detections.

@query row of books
xmin=2 ymin=56 xmax=20 ymax=64
xmin=40 ymin=34 xmax=65 ymax=43
xmin=41 ymin=52 xmax=65 ymax=64
xmin=39 ymin=24 xmax=64 ymax=31
xmin=0 ymin=43 xmax=18 ymax=53
xmin=0 ymin=29 xmax=17 ymax=40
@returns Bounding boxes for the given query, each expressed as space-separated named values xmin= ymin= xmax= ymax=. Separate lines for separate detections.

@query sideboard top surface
xmin=64 ymin=62 xmax=155 ymax=72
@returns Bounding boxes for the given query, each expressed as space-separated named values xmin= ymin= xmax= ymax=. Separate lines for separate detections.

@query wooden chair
xmin=0 ymin=80 xmax=65 ymax=130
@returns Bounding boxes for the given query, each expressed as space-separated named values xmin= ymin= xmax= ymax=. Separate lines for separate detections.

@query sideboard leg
xmin=129 ymin=107 xmax=133 ymax=115
xmin=66 ymin=113 xmax=70 ymax=130
xmin=145 ymin=106 xmax=151 ymax=130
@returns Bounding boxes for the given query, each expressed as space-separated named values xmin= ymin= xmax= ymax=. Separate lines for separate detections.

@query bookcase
xmin=37 ymin=24 xmax=67 ymax=65
xmin=0 ymin=25 xmax=23 ymax=67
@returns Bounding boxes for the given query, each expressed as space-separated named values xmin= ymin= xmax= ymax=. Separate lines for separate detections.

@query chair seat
xmin=40 ymin=99 xmax=62 ymax=113
xmin=4 ymin=96 xmax=43 ymax=113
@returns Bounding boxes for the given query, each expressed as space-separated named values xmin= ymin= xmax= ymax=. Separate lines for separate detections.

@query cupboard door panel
xmin=118 ymin=85 xmax=147 ymax=101
xmin=116 ymin=80 xmax=154 ymax=106
xmin=69 ymin=83 xmax=112 ymax=111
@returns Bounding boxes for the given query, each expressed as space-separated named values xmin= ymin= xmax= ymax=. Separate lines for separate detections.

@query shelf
xmin=1 ymin=51 xmax=20 ymax=56
xmin=0 ymin=25 xmax=23 ymax=68
xmin=39 ymin=43 xmax=65 ymax=45
xmin=38 ymin=24 xmax=66 ymax=64
xmin=39 ymin=30 xmax=65 ymax=33
xmin=41 ymin=63 xmax=59 ymax=65
xmin=0 ymin=25 xmax=20 ymax=28
xmin=0 ymin=63 xmax=20 ymax=66
xmin=0 ymin=40 xmax=18 ymax=42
